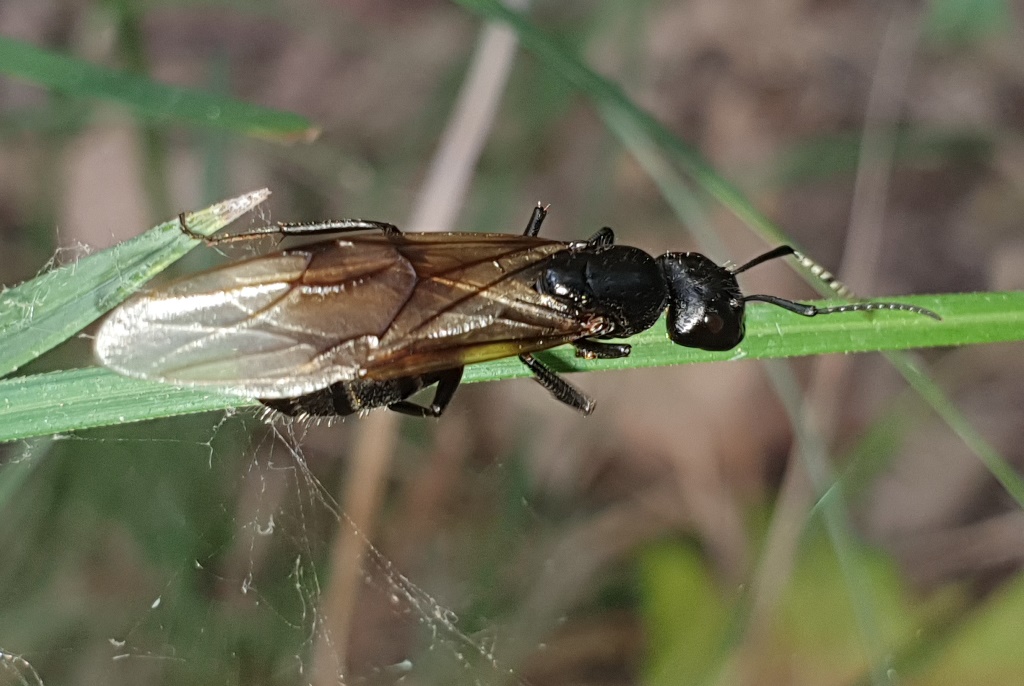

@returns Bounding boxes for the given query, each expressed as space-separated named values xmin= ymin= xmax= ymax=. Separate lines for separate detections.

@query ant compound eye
xmin=703 ymin=312 xmax=725 ymax=334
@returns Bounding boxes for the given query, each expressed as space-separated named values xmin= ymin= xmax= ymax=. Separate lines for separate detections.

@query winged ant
xmin=95 ymin=204 xmax=939 ymax=417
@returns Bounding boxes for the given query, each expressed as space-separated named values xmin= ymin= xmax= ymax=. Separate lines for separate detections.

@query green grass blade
xmin=0 ymin=36 xmax=317 ymax=142
xmin=463 ymin=292 xmax=1024 ymax=381
xmin=1 ymin=291 xmax=1020 ymax=442
xmin=0 ymin=369 xmax=240 ymax=442
xmin=0 ymin=189 xmax=270 ymax=378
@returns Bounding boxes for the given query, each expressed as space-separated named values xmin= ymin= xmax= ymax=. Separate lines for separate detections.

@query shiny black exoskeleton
xmin=534 ymin=238 xmax=755 ymax=354
xmin=260 ymin=204 xmax=937 ymax=419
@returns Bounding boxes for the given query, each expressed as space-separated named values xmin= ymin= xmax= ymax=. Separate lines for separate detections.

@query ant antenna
xmin=731 ymin=245 xmax=797 ymax=275
xmin=732 ymin=245 xmax=851 ymax=296
xmin=744 ymin=294 xmax=941 ymax=320
xmin=732 ymin=245 xmax=941 ymax=320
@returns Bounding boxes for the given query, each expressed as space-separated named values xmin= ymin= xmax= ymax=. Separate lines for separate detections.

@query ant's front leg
xmin=572 ymin=339 xmax=631 ymax=360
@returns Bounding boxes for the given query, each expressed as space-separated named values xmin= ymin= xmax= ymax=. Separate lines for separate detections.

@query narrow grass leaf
xmin=0 ymin=189 xmax=270 ymax=378
xmin=0 ymin=36 xmax=317 ymax=142
xmin=0 ymin=369 xmax=240 ymax=442
xmin=1 ymin=291 xmax=1021 ymax=442
xmin=893 ymin=354 xmax=1024 ymax=508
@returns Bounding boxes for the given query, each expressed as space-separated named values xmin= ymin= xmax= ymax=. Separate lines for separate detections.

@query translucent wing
xmin=95 ymin=233 xmax=591 ymax=397
xmin=364 ymin=233 xmax=596 ymax=379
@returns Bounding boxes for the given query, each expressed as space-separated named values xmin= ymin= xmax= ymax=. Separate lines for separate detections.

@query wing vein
xmin=399 ymin=247 xmax=565 ymax=338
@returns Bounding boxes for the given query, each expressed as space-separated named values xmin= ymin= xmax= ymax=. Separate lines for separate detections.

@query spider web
xmin=0 ymin=406 xmax=548 ymax=686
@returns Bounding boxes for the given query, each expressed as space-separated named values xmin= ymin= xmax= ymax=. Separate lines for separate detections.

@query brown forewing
xmin=95 ymin=233 xmax=592 ymax=398
xmin=360 ymin=233 xmax=596 ymax=379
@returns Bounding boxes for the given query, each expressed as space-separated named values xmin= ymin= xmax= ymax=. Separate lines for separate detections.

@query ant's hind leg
xmin=179 ymin=214 xmax=401 ymax=246
xmin=518 ymin=354 xmax=595 ymax=415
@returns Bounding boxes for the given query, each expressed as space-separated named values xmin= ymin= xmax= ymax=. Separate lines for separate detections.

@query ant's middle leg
xmin=387 ymin=367 xmax=465 ymax=418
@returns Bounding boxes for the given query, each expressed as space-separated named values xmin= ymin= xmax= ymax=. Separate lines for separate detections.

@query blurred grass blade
xmin=1 ymin=291 xmax=1022 ymax=442
xmin=893 ymin=354 xmax=1024 ymax=506
xmin=0 ymin=189 xmax=270 ymax=378
xmin=926 ymin=0 xmax=1009 ymax=44
xmin=452 ymin=0 xmax=1024 ymax=509
xmin=0 ymin=36 xmax=318 ymax=142
xmin=761 ymin=358 xmax=890 ymax=684
xmin=453 ymin=0 xmax=786 ymax=244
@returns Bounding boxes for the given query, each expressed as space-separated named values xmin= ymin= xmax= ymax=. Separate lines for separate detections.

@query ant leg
xmin=179 ymin=213 xmax=401 ymax=246
xmin=521 ymin=204 xmax=613 ymax=248
xmin=273 ymin=219 xmax=401 ymax=236
xmin=585 ymin=227 xmax=615 ymax=248
xmin=573 ymin=339 xmax=631 ymax=360
xmin=518 ymin=354 xmax=594 ymax=415
xmin=523 ymin=203 xmax=549 ymax=237
xmin=388 ymin=367 xmax=465 ymax=418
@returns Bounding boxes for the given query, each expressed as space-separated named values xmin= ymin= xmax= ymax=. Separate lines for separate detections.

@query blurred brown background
xmin=1 ymin=1 xmax=1023 ymax=684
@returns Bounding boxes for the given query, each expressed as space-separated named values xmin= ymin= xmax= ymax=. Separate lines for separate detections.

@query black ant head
xmin=657 ymin=252 xmax=746 ymax=351
xmin=657 ymin=244 xmax=940 ymax=353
